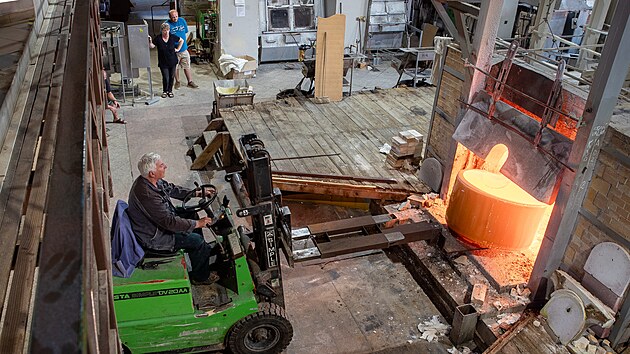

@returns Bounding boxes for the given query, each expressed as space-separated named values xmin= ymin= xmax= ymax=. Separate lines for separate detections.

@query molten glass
xmin=446 ymin=169 xmax=549 ymax=250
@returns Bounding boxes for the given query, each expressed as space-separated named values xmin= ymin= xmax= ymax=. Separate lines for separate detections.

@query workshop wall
xmin=562 ymin=126 xmax=630 ymax=279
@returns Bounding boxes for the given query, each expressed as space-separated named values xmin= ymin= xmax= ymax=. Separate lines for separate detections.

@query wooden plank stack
xmin=387 ymin=129 xmax=424 ymax=168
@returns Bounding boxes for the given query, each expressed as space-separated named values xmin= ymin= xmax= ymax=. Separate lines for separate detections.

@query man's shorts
xmin=176 ymin=50 xmax=191 ymax=69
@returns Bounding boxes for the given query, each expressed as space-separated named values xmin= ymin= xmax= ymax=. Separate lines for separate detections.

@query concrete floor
xmin=107 ymin=51 xmax=452 ymax=353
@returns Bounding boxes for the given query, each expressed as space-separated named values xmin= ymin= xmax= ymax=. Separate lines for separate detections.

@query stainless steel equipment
xmin=365 ymin=0 xmax=408 ymax=50
xmin=260 ymin=0 xmax=323 ymax=62
xmin=127 ymin=23 xmax=159 ymax=105
xmin=101 ymin=21 xmax=138 ymax=79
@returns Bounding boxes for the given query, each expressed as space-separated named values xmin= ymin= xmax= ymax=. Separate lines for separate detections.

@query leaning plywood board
xmin=315 ymin=14 xmax=346 ymax=102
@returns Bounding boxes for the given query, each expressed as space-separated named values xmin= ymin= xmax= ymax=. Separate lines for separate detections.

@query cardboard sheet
xmin=315 ymin=14 xmax=346 ymax=102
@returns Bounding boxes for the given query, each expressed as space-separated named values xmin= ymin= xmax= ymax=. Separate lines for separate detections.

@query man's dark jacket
xmin=127 ymin=176 xmax=196 ymax=251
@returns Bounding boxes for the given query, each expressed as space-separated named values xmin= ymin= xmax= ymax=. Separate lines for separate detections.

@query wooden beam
xmin=273 ymin=177 xmax=410 ymax=201
xmin=190 ymin=131 xmax=228 ymax=170
xmin=272 ymin=170 xmax=397 ymax=183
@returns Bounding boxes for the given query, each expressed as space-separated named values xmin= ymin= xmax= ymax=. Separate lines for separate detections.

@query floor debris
xmin=496 ymin=313 xmax=521 ymax=329
xmin=417 ymin=315 xmax=451 ymax=342
xmin=567 ymin=330 xmax=619 ymax=354
xmin=447 ymin=346 xmax=472 ymax=354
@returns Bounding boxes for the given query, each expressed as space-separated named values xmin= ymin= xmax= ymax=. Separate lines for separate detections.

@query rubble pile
xmin=568 ymin=330 xmax=618 ymax=354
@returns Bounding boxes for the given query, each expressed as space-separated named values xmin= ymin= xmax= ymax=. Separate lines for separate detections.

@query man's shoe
xmin=187 ymin=81 xmax=199 ymax=88
xmin=174 ymin=81 xmax=181 ymax=90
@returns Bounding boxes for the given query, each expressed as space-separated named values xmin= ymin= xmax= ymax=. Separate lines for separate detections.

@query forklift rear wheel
xmin=227 ymin=302 xmax=293 ymax=354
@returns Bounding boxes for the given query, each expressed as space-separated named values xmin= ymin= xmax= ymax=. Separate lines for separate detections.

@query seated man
xmin=102 ymin=69 xmax=125 ymax=124
xmin=127 ymin=152 xmax=218 ymax=284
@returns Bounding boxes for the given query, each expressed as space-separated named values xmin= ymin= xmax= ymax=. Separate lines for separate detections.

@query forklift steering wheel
xmin=180 ymin=184 xmax=218 ymax=213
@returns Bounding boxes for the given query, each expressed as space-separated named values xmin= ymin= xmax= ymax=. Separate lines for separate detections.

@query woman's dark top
xmin=152 ymin=34 xmax=181 ymax=68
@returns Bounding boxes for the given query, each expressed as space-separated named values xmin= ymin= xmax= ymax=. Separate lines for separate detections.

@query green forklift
xmin=113 ymin=134 xmax=295 ymax=353
xmin=113 ymin=134 xmax=442 ymax=353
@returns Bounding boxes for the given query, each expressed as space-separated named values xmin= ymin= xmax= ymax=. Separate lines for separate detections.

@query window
xmin=266 ymin=0 xmax=316 ymax=32
xmin=269 ymin=8 xmax=290 ymax=30
xmin=294 ymin=7 xmax=315 ymax=29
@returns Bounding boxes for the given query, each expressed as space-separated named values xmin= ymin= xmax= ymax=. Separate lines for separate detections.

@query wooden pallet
xmin=186 ymin=118 xmax=243 ymax=170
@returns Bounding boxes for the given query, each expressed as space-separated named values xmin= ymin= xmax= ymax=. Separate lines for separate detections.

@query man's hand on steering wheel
xmin=195 ymin=216 xmax=214 ymax=229
xmin=195 ymin=186 xmax=217 ymax=198
xmin=180 ymin=184 xmax=218 ymax=214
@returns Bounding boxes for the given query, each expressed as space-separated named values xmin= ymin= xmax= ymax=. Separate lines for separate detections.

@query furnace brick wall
xmin=562 ymin=128 xmax=630 ymax=279
xmin=428 ymin=111 xmax=455 ymax=161
xmin=427 ymin=46 xmax=464 ymax=163
xmin=437 ymin=72 xmax=464 ymax=120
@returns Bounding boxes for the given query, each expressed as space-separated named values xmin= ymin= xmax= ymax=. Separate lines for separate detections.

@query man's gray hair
xmin=160 ymin=22 xmax=170 ymax=31
xmin=138 ymin=152 xmax=161 ymax=178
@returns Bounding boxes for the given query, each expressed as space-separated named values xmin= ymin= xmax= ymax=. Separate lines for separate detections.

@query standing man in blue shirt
xmin=166 ymin=10 xmax=199 ymax=89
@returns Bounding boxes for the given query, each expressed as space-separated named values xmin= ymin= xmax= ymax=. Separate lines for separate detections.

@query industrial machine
xmin=113 ymin=134 xmax=441 ymax=353
xmin=194 ymin=6 xmax=218 ymax=62
xmin=259 ymin=0 xmax=322 ymax=62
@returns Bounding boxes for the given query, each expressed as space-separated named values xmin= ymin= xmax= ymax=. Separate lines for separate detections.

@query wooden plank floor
xmin=0 ymin=1 xmax=74 ymax=352
xmin=220 ymin=87 xmax=436 ymax=200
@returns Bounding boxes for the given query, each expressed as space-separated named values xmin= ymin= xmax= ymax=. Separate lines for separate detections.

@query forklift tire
xmin=226 ymin=302 xmax=293 ymax=354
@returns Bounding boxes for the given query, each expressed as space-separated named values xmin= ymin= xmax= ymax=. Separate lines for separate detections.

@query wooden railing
xmin=0 ymin=0 xmax=116 ymax=352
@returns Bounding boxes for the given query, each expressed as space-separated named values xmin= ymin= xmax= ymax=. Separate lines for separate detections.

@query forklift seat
xmin=142 ymin=248 xmax=180 ymax=258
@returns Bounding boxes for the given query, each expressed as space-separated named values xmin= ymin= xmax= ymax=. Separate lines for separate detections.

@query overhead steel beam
xmin=438 ymin=0 xmax=505 ymax=201
xmin=529 ymin=1 xmax=630 ymax=306
xmin=468 ymin=0 xmax=504 ymax=97
xmin=447 ymin=1 xmax=479 ymax=16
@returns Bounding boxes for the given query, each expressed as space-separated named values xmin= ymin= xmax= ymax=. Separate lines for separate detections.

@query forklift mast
xmin=228 ymin=134 xmax=293 ymax=307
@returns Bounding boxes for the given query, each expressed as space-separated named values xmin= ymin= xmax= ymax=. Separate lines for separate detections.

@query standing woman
xmin=149 ymin=23 xmax=183 ymax=98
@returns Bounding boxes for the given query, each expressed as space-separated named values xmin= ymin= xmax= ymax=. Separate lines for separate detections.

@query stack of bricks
xmin=386 ymin=129 xmax=424 ymax=168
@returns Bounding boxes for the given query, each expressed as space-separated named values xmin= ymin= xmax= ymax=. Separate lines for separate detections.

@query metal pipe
xmin=532 ymin=30 xmax=601 ymax=57
xmin=497 ymin=43 xmax=605 ymax=54
xmin=272 ymin=153 xmax=340 ymax=161
xmin=584 ymin=26 xmax=608 ymax=36
xmin=228 ymin=172 xmax=252 ymax=209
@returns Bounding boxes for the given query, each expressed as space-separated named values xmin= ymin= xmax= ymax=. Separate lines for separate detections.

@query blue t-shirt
xmin=167 ymin=17 xmax=188 ymax=52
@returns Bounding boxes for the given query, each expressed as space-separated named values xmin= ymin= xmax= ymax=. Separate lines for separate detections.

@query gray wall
xmin=333 ymin=0 xmax=369 ymax=52
xmin=218 ymin=0 xmax=259 ymax=59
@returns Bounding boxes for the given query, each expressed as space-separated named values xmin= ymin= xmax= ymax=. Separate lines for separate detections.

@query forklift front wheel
xmin=227 ymin=302 xmax=293 ymax=354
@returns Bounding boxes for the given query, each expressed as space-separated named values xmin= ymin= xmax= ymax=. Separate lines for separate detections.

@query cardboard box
xmin=226 ymin=55 xmax=258 ymax=79
xmin=213 ymin=79 xmax=255 ymax=109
